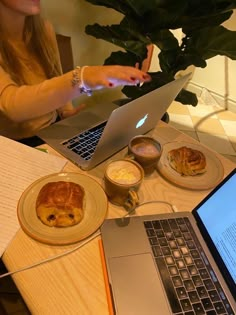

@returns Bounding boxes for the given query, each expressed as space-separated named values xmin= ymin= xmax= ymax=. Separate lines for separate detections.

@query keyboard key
xmin=188 ymin=265 xmax=198 ymax=276
xmin=191 ymin=249 xmax=200 ymax=259
xmin=166 ymin=232 xmax=175 ymax=240
xmin=176 ymin=287 xmax=188 ymax=299
xmin=204 ymin=279 xmax=215 ymax=290
xmin=209 ymin=290 xmax=220 ymax=302
xmin=159 ymin=238 xmax=168 ymax=246
xmin=176 ymin=218 xmax=185 ymax=225
xmin=144 ymin=221 xmax=152 ymax=229
xmin=192 ymin=302 xmax=205 ymax=315
xmin=169 ymin=266 xmax=179 ymax=276
xmin=184 ymin=256 xmax=193 ymax=265
xmin=149 ymin=237 xmax=158 ymax=245
xmin=195 ymin=259 xmax=204 ymax=269
xmin=202 ymin=297 xmax=213 ymax=310
xmin=180 ymin=224 xmax=189 ymax=233
xmin=199 ymin=268 xmax=209 ymax=279
xmin=180 ymin=298 xmax=192 ymax=312
xmin=192 ymin=275 xmax=203 ymax=287
xmin=180 ymin=246 xmax=189 ymax=255
xmin=180 ymin=269 xmax=190 ymax=280
xmin=156 ymin=230 xmax=165 ymax=238
xmin=197 ymin=286 xmax=208 ymax=298
xmin=172 ymin=276 xmax=183 ymax=287
xmin=151 ymin=245 xmax=162 ymax=257
xmin=173 ymin=250 xmax=182 ymax=259
xmin=188 ymin=290 xmax=200 ymax=303
xmin=183 ymin=233 xmax=192 ymax=241
xmin=177 ymin=238 xmax=185 ymax=246
xmin=169 ymin=240 xmax=178 ymax=249
xmin=165 ymin=256 xmax=175 ymax=265
xmin=184 ymin=279 xmax=195 ymax=291
xmin=160 ymin=219 xmax=171 ymax=232
xmin=168 ymin=219 xmax=178 ymax=230
xmin=176 ymin=259 xmax=185 ymax=269
xmin=146 ymin=228 xmax=155 ymax=237
xmin=162 ymin=246 xmax=171 ymax=256
xmin=152 ymin=220 xmax=161 ymax=230
xmin=213 ymin=301 xmax=226 ymax=314
xmin=173 ymin=230 xmax=182 ymax=238
xmin=186 ymin=240 xmax=196 ymax=249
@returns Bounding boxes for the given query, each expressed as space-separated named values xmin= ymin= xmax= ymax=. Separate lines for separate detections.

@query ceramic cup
xmin=128 ymin=135 xmax=162 ymax=176
xmin=104 ymin=159 xmax=144 ymax=211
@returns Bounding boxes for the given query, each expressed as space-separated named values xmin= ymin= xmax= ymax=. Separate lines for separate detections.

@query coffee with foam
xmin=106 ymin=160 xmax=142 ymax=185
xmin=128 ymin=136 xmax=162 ymax=176
xmin=132 ymin=142 xmax=160 ymax=158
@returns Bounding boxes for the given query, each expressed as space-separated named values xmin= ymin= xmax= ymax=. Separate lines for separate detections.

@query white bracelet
xmin=71 ymin=66 xmax=92 ymax=96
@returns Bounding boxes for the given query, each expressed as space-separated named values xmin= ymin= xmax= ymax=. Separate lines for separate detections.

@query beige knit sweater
xmin=0 ymin=23 xmax=78 ymax=140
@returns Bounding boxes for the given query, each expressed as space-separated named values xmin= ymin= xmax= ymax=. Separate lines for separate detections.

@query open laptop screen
xmin=193 ymin=169 xmax=236 ymax=299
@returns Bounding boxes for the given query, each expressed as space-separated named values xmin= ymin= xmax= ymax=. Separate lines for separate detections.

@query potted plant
xmin=84 ymin=0 xmax=236 ymax=108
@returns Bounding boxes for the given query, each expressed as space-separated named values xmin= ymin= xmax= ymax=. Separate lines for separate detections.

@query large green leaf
xmin=85 ymin=24 xmax=148 ymax=57
xmin=186 ymin=26 xmax=236 ymax=60
xmin=182 ymin=11 xmax=233 ymax=33
xmin=149 ymin=30 xmax=179 ymax=51
xmin=159 ymin=50 xmax=207 ymax=74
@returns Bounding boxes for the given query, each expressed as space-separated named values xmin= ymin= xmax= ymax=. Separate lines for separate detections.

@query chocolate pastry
xmin=36 ymin=181 xmax=85 ymax=227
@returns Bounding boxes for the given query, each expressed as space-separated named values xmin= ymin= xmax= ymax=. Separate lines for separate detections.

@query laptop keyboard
xmin=144 ymin=217 xmax=234 ymax=315
xmin=62 ymin=122 xmax=106 ymax=161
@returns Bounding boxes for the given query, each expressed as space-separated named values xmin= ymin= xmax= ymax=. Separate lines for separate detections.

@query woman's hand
xmin=82 ymin=65 xmax=151 ymax=90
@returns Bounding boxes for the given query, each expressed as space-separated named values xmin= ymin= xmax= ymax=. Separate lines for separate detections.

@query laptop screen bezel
xmin=192 ymin=168 xmax=236 ymax=300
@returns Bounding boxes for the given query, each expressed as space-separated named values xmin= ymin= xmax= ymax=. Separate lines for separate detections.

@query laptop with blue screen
xmin=37 ymin=74 xmax=191 ymax=170
xmin=100 ymin=169 xmax=236 ymax=315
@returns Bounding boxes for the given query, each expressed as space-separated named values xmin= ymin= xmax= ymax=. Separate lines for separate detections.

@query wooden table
xmin=2 ymin=121 xmax=235 ymax=315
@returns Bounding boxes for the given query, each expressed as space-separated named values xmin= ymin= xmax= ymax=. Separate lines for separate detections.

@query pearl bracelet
xmin=71 ymin=66 xmax=92 ymax=96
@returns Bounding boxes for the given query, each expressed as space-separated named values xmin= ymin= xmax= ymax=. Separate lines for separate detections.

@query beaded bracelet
xmin=71 ymin=66 xmax=92 ymax=96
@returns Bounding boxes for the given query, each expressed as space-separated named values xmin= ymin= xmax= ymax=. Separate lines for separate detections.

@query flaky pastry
xmin=167 ymin=146 xmax=206 ymax=176
xmin=36 ymin=181 xmax=85 ymax=227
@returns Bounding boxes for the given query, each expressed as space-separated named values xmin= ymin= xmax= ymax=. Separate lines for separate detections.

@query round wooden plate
xmin=157 ymin=141 xmax=224 ymax=190
xmin=17 ymin=172 xmax=108 ymax=245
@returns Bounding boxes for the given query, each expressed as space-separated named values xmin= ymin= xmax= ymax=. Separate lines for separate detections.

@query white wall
xmin=189 ymin=10 xmax=236 ymax=112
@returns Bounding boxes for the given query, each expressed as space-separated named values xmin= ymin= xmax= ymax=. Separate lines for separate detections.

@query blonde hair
xmin=0 ymin=15 xmax=61 ymax=85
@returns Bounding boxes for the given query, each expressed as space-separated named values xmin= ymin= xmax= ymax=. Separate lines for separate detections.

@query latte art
xmin=106 ymin=160 xmax=142 ymax=185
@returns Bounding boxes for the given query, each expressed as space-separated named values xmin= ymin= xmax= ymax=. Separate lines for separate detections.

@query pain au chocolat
xmin=36 ymin=181 xmax=85 ymax=227
xmin=167 ymin=146 xmax=206 ymax=176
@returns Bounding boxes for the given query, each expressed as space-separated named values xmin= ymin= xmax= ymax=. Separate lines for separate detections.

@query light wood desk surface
xmin=2 ymin=121 xmax=235 ymax=315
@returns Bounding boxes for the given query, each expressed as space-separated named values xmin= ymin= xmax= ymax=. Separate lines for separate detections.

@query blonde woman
xmin=0 ymin=0 xmax=151 ymax=146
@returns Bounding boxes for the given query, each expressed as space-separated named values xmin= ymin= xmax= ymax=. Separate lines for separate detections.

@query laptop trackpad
xmin=109 ymin=253 xmax=170 ymax=315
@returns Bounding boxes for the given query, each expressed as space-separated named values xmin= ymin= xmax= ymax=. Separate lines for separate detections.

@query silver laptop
xmin=37 ymin=74 xmax=191 ymax=170
xmin=100 ymin=169 xmax=236 ymax=315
